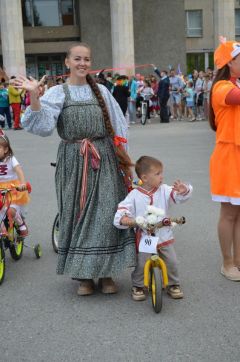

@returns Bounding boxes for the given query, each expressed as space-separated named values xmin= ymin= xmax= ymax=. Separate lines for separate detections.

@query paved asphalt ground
xmin=0 ymin=118 xmax=239 ymax=362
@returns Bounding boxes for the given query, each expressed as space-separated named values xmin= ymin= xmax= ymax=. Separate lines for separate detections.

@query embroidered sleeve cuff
xmin=113 ymin=208 xmax=133 ymax=229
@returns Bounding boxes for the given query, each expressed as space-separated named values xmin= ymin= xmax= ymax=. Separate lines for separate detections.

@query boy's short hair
xmin=135 ymin=156 xmax=163 ymax=178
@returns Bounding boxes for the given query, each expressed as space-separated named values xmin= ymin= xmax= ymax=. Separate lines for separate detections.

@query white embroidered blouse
xmin=21 ymin=83 xmax=128 ymax=140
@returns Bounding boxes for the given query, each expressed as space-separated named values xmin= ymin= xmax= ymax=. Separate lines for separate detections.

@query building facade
xmin=1 ymin=0 xmax=239 ymax=79
xmin=0 ymin=0 xmax=186 ymax=79
xmin=185 ymin=0 xmax=240 ymax=72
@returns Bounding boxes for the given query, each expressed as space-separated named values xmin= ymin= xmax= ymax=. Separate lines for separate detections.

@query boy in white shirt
xmin=114 ymin=156 xmax=192 ymax=301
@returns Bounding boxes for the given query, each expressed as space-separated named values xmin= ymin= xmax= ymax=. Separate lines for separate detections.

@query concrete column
xmin=0 ymin=0 xmax=26 ymax=77
xmin=214 ymin=0 xmax=235 ymax=48
xmin=110 ymin=0 xmax=135 ymax=76
xmin=204 ymin=52 xmax=209 ymax=69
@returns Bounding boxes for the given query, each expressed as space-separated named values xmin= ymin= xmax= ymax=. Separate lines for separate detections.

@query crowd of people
xmin=93 ymin=65 xmax=215 ymax=125
xmin=0 ymin=65 xmax=214 ymax=130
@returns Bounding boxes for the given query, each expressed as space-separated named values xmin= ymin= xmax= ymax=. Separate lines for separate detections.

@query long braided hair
xmin=66 ymin=43 xmax=134 ymax=178
xmin=208 ymin=65 xmax=230 ymax=131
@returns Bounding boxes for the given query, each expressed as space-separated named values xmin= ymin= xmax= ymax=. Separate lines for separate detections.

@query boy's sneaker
xmin=131 ymin=286 xmax=146 ymax=301
xmin=167 ymin=285 xmax=184 ymax=299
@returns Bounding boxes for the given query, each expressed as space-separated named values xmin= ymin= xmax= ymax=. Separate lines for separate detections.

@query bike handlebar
xmin=0 ymin=181 xmax=32 ymax=195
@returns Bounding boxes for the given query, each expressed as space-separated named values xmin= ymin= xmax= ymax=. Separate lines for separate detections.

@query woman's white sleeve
xmin=21 ymin=85 xmax=65 ymax=137
xmin=113 ymin=192 xmax=135 ymax=229
xmin=98 ymin=84 xmax=128 ymax=141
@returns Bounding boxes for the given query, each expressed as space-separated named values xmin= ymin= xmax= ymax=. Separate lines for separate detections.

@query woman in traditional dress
xmin=15 ymin=43 xmax=136 ymax=295
xmin=209 ymin=37 xmax=240 ymax=281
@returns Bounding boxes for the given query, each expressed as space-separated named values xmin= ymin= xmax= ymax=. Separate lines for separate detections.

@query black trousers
xmin=159 ymin=98 xmax=169 ymax=123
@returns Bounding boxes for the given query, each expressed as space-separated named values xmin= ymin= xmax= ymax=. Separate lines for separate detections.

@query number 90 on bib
xmin=139 ymin=235 xmax=159 ymax=254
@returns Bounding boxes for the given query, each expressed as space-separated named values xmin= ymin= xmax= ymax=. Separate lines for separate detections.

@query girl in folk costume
xmin=0 ymin=131 xmax=30 ymax=237
xmin=15 ymin=42 xmax=136 ymax=296
xmin=114 ymin=156 xmax=192 ymax=301
xmin=209 ymin=36 xmax=240 ymax=281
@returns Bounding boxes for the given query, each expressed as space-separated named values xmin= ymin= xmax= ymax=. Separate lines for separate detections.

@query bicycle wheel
xmin=9 ymin=224 xmax=24 ymax=261
xmin=0 ymin=243 xmax=5 ymax=285
xmin=34 ymin=244 xmax=42 ymax=259
xmin=151 ymin=266 xmax=163 ymax=313
xmin=51 ymin=213 xmax=59 ymax=253
xmin=141 ymin=102 xmax=147 ymax=125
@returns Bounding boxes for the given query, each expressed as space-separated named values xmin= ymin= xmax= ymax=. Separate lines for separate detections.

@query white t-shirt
xmin=0 ymin=156 xmax=19 ymax=182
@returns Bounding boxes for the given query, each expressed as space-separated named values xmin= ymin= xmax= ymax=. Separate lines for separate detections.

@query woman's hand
xmin=13 ymin=75 xmax=46 ymax=96
xmin=172 ymin=180 xmax=188 ymax=195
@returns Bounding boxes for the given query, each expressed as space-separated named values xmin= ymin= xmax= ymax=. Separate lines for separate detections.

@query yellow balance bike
xmin=143 ymin=216 xmax=186 ymax=313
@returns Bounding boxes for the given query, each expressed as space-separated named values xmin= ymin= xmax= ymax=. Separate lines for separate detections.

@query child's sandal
xmin=131 ymin=286 xmax=146 ymax=301
xmin=17 ymin=222 xmax=28 ymax=238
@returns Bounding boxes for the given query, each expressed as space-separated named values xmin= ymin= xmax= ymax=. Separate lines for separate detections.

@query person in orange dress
xmin=209 ymin=36 xmax=240 ymax=281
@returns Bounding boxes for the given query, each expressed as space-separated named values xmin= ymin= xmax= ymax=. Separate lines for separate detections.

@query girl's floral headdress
xmin=214 ymin=36 xmax=240 ymax=69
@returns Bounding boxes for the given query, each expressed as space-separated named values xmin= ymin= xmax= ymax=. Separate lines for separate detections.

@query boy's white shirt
xmin=114 ymin=183 xmax=193 ymax=244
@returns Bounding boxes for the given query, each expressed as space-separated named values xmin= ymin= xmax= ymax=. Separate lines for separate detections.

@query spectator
xmin=56 ymin=76 xmax=65 ymax=85
xmin=195 ymin=71 xmax=205 ymax=120
xmin=152 ymin=65 xmax=170 ymax=123
xmin=169 ymin=69 xmax=184 ymax=120
xmin=96 ymin=70 xmax=113 ymax=92
xmin=140 ymin=80 xmax=154 ymax=121
xmin=128 ymin=75 xmax=137 ymax=124
xmin=150 ymin=75 xmax=160 ymax=116
xmin=112 ymin=76 xmax=130 ymax=116
xmin=0 ymin=82 xmax=11 ymax=129
xmin=203 ymin=74 xmax=212 ymax=120
xmin=8 ymin=76 xmax=24 ymax=130
xmin=184 ymin=80 xmax=195 ymax=122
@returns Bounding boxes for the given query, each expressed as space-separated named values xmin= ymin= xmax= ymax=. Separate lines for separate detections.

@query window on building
xmin=187 ymin=53 xmax=205 ymax=74
xmin=185 ymin=10 xmax=203 ymax=37
xmin=22 ymin=0 xmax=33 ymax=26
xmin=21 ymin=0 xmax=75 ymax=26
xmin=61 ymin=0 xmax=74 ymax=25
xmin=235 ymin=9 xmax=240 ymax=36
xmin=33 ymin=0 xmax=60 ymax=26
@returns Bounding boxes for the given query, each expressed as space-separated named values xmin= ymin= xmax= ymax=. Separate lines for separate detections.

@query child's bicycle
xmin=0 ymin=183 xmax=42 ymax=285
xmin=142 ymin=216 xmax=186 ymax=313
xmin=136 ymin=98 xmax=148 ymax=125
xmin=140 ymin=99 xmax=148 ymax=125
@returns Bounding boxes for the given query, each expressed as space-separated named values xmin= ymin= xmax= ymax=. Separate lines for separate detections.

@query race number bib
xmin=139 ymin=234 xmax=159 ymax=254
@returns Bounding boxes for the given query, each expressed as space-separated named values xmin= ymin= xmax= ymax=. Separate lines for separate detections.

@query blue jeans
xmin=128 ymin=100 xmax=136 ymax=123
xmin=0 ymin=106 xmax=12 ymax=128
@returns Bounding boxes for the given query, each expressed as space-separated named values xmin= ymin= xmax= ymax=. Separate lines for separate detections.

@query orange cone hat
xmin=214 ymin=36 xmax=240 ymax=69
